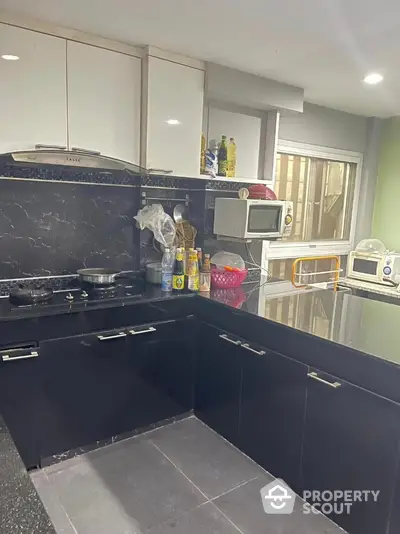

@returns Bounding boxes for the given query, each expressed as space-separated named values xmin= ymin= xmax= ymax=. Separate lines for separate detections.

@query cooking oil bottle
xmin=218 ymin=135 xmax=227 ymax=177
xmin=227 ymin=137 xmax=237 ymax=178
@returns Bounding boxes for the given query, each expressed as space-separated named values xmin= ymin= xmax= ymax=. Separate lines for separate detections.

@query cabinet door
xmin=67 ymin=41 xmax=141 ymax=163
xmin=239 ymin=344 xmax=307 ymax=492
xmin=0 ymin=23 xmax=67 ymax=153
xmin=195 ymin=324 xmax=242 ymax=445
xmin=302 ymin=368 xmax=400 ymax=534
xmin=0 ymin=346 xmax=43 ymax=468
xmin=146 ymin=56 xmax=204 ymax=176
xmin=126 ymin=318 xmax=195 ymax=426
xmin=39 ymin=319 xmax=194 ymax=461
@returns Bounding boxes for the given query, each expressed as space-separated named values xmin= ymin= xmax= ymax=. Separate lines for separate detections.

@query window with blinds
xmin=275 ymin=153 xmax=357 ymax=242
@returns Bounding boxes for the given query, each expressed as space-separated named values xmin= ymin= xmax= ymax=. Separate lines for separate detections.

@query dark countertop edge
xmin=0 ymin=416 xmax=56 ymax=534
xmin=0 ymin=291 xmax=197 ymax=322
xmin=196 ymin=295 xmax=400 ymax=405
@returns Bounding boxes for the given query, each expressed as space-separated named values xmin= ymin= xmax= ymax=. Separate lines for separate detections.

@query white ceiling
xmin=0 ymin=0 xmax=399 ymax=117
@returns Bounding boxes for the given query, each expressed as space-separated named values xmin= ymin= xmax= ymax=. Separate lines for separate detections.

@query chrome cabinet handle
xmin=307 ymin=371 xmax=341 ymax=389
xmin=219 ymin=334 xmax=241 ymax=345
xmin=2 ymin=351 xmax=39 ymax=362
xmin=128 ymin=326 xmax=156 ymax=336
xmin=35 ymin=144 xmax=67 ymax=150
xmin=97 ymin=332 xmax=127 ymax=341
xmin=71 ymin=147 xmax=101 ymax=155
xmin=241 ymin=343 xmax=265 ymax=356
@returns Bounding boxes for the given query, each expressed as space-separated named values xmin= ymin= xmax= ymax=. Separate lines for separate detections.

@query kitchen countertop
xmin=0 ymin=416 xmax=55 ymax=534
xmin=339 ymin=277 xmax=400 ymax=298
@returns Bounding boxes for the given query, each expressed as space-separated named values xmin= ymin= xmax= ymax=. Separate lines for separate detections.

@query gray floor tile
xmin=148 ymin=417 xmax=264 ymax=499
xmin=147 ymin=503 xmax=240 ymax=534
xmin=46 ymin=437 xmax=206 ymax=533
xmin=214 ymin=476 xmax=344 ymax=534
xmin=30 ymin=471 xmax=76 ymax=534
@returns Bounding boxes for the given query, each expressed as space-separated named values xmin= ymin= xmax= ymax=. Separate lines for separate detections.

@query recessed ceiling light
xmin=363 ymin=73 xmax=383 ymax=85
xmin=165 ymin=119 xmax=181 ymax=125
xmin=1 ymin=54 xmax=19 ymax=61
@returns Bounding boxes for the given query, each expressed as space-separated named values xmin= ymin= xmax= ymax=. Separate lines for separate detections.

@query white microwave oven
xmin=347 ymin=250 xmax=400 ymax=286
xmin=213 ymin=198 xmax=293 ymax=240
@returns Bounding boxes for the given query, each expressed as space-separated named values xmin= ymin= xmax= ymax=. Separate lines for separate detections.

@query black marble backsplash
xmin=0 ymin=179 xmax=140 ymax=278
xmin=0 ymin=157 xmax=264 ymax=281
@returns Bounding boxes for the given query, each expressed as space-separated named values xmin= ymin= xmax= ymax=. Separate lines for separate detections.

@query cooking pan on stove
xmin=77 ymin=268 xmax=121 ymax=285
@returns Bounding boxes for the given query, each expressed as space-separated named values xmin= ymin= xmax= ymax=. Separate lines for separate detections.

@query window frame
xmin=265 ymin=140 xmax=363 ymax=260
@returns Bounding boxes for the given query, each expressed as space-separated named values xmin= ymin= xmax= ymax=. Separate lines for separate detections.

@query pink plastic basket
xmin=211 ymin=267 xmax=248 ymax=289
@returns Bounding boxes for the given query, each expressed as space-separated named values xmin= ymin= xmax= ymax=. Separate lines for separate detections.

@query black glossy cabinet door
xmin=0 ymin=347 xmax=43 ymax=468
xmin=239 ymin=344 xmax=307 ymax=492
xmin=39 ymin=318 xmax=194 ymax=462
xmin=301 ymin=368 xmax=400 ymax=534
xmin=195 ymin=323 xmax=242 ymax=446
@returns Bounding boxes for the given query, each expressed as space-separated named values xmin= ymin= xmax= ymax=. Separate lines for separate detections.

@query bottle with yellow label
xmin=187 ymin=250 xmax=199 ymax=291
xmin=227 ymin=137 xmax=237 ymax=178
xmin=172 ymin=248 xmax=185 ymax=292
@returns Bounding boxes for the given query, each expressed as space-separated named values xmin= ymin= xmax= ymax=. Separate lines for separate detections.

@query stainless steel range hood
xmin=4 ymin=145 xmax=146 ymax=174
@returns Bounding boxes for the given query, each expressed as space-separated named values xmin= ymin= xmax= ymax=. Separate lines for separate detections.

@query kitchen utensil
xmin=173 ymin=204 xmax=188 ymax=224
xmin=248 ymin=184 xmax=277 ymax=200
xmin=9 ymin=285 xmax=53 ymax=305
xmin=175 ymin=221 xmax=197 ymax=250
xmin=145 ymin=262 xmax=163 ymax=285
xmin=77 ymin=268 xmax=121 ymax=285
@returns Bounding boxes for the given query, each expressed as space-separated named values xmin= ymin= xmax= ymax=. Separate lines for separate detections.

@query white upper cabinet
xmin=0 ymin=23 xmax=67 ymax=153
xmin=145 ymin=56 xmax=204 ymax=176
xmin=67 ymin=42 xmax=141 ymax=164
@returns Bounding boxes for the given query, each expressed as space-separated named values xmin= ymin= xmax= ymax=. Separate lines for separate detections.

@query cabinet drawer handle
xmin=307 ymin=371 xmax=341 ymax=389
xmin=241 ymin=343 xmax=265 ymax=356
xmin=2 ymin=351 xmax=39 ymax=362
xmin=128 ymin=327 xmax=156 ymax=336
xmin=97 ymin=332 xmax=127 ymax=341
xmin=219 ymin=334 xmax=241 ymax=345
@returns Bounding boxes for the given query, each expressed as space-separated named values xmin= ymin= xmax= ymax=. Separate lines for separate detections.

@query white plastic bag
xmin=134 ymin=204 xmax=176 ymax=248
xmin=210 ymin=251 xmax=245 ymax=271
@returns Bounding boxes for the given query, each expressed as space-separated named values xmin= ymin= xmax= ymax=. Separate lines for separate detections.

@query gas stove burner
xmin=81 ymin=282 xmax=120 ymax=299
xmin=9 ymin=284 xmax=54 ymax=305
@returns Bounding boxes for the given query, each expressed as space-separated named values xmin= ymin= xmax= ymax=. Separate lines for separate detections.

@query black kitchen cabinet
xmin=38 ymin=318 xmax=194 ymax=462
xmin=239 ymin=343 xmax=307 ymax=492
xmin=301 ymin=368 xmax=400 ymax=534
xmin=195 ymin=323 xmax=242 ymax=446
xmin=0 ymin=344 xmax=43 ymax=468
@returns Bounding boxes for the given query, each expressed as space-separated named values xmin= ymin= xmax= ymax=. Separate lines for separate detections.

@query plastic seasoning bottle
xmin=188 ymin=250 xmax=200 ymax=292
xmin=200 ymin=253 xmax=211 ymax=292
xmin=161 ymin=247 xmax=174 ymax=292
xmin=172 ymin=248 xmax=185 ymax=292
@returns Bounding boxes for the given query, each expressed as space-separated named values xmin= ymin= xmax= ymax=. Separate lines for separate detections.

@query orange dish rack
xmin=291 ymin=255 xmax=341 ymax=291
xmin=211 ymin=267 xmax=248 ymax=289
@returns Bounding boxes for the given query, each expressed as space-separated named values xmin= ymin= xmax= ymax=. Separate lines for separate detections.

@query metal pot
xmin=145 ymin=262 xmax=162 ymax=285
xmin=77 ymin=268 xmax=121 ymax=285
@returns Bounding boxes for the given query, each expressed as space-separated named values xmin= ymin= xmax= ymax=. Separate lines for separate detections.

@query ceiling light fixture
xmin=166 ymin=119 xmax=181 ymax=125
xmin=363 ymin=73 xmax=383 ymax=85
xmin=1 ymin=54 xmax=19 ymax=61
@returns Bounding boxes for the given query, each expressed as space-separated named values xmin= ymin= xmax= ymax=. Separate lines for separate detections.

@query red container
xmin=248 ymin=184 xmax=277 ymax=200
xmin=211 ymin=267 xmax=248 ymax=289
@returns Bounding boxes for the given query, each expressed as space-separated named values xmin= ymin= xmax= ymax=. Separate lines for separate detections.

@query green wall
xmin=373 ymin=117 xmax=400 ymax=250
